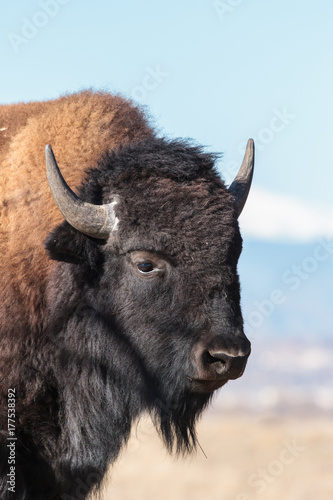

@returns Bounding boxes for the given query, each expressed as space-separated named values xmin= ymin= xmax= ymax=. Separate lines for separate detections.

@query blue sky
xmin=1 ymin=0 xmax=333 ymax=242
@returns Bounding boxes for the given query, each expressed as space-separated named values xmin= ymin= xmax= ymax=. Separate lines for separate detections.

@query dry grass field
xmin=94 ymin=413 xmax=333 ymax=500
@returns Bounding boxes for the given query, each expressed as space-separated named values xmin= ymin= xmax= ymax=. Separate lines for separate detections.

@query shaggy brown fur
xmin=0 ymin=91 xmax=153 ymax=331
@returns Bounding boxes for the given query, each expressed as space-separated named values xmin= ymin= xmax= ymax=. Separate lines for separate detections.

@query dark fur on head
xmin=39 ymin=137 xmax=242 ymax=498
xmin=0 ymin=92 xmax=248 ymax=500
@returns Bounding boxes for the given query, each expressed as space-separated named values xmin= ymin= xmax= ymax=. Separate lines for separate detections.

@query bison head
xmin=45 ymin=137 xmax=253 ymax=454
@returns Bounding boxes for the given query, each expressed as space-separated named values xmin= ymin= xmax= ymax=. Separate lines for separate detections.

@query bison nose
xmin=205 ymin=349 xmax=249 ymax=380
xmin=191 ymin=338 xmax=251 ymax=393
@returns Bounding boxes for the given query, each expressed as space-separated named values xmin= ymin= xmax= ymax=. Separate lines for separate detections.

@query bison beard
xmin=0 ymin=91 xmax=253 ymax=499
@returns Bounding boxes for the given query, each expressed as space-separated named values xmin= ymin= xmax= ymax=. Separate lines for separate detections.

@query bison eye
xmin=129 ymin=251 xmax=167 ymax=278
xmin=137 ymin=262 xmax=155 ymax=273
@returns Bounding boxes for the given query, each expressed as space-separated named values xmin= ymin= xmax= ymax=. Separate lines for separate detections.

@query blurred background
xmin=2 ymin=1 xmax=332 ymax=498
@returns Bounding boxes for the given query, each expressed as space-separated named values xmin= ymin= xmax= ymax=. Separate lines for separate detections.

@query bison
xmin=0 ymin=90 xmax=254 ymax=499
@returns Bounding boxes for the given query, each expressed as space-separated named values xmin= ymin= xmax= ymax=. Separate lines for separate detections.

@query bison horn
xmin=228 ymin=139 xmax=255 ymax=217
xmin=45 ymin=145 xmax=119 ymax=239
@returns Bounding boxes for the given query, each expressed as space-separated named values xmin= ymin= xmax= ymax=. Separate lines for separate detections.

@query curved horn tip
xmin=45 ymin=145 xmax=57 ymax=169
xmin=246 ymin=138 xmax=255 ymax=159
xmin=45 ymin=144 xmax=53 ymax=157
xmin=242 ymin=139 xmax=255 ymax=165
xmin=247 ymin=138 xmax=254 ymax=155
xmin=228 ymin=138 xmax=255 ymax=218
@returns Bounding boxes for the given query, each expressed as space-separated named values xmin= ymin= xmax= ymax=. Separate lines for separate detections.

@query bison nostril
xmin=204 ymin=350 xmax=250 ymax=379
xmin=206 ymin=351 xmax=232 ymax=375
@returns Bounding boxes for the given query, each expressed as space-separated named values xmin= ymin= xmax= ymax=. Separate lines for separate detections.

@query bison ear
xmin=45 ymin=221 xmax=102 ymax=266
